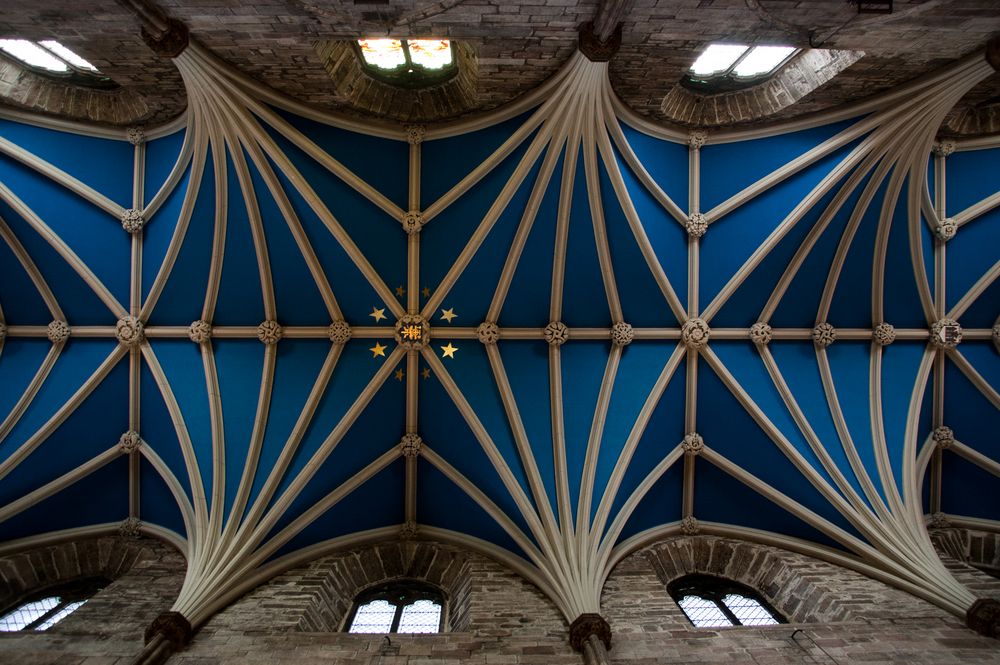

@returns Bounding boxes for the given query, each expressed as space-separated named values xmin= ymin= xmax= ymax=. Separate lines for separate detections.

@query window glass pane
xmin=0 ymin=597 xmax=61 ymax=632
xmin=678 ymin=595 xmax=733 ymax=628
xmin=397 ymin=598 xmax=441 ymax=633
xmin=38 ymin=41 xmax=99 ymax=72
xmin=34 ymin=600 xmax=86 ymax=631
xmin=408 ymin=40 xmax=452 ymax=70
xmin=722 ymin=593 xmax=779 ymax=626
xmin=349 ymin=598 xmax=396 ymax=633
xmin=0 ymin=39 xmax=69 ymax=72
xmin=358 ymin=39 xmax=406 ymax=69
xmin=689 ymin=44 xmax=747 ymax=76
xmin=732 ymin=46 xmax=796 ymax=77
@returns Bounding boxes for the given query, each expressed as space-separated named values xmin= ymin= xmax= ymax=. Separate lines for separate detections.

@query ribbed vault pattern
xmin=0 ymin=41 xmax=998 ymax=631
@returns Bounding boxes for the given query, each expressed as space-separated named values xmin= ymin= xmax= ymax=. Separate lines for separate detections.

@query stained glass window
xmin=669 ymin=575 xmax=783 ymax=628
xmin=0 ymin=39 xmax=115 ymax=89
xmin=356 ymin=38 xmax=457 ymax=88
xmin=346 ymin=582 xmax=444 ymax=634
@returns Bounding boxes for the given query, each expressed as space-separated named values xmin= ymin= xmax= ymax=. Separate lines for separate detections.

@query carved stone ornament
xmin=680 ymin=515 xmax=700 ymax=535
xmin=966 ymin=598 xmax=1000 ymax=639
xmin=749 ymin=321 xmax=772 ymax=346
xmin=930 ymin=318 xmax=962 ymax=349
xmin=140 ymin=18 xmax=190 ymax=59
xmin=119 ymin=516 xmax=142 ymax=539
xmin=477 ymin=321 xmax=500 ymax=345
xmin=0 ymin=322 xmax=6 ymax=341
xmin=400 ymin=432 xmax=422 ymax=458
xmin=873 ymin=322 xmax=896 ymax=346
xmin=188 ymin=320 xmax=212 ymax=344
xmin=568 ymin=613 xmax=612 ymax=652
xmin=687 ymin=130 xmax=708 ymax=150
xmin=401 ymin=210 xmax=424 ymax=235
xmin=328 ymin=320 xmax=352 ymax=345
xmin=686 ymin=213 xmax=708 ymax=238
xmin=144 ymin=611 xmax=193 ymax=647
xmin=932 ymin=425 xmax=954 ymax=450
xmin=47 ymin=320 xmax=70 ymax=344
xmin=405 ymin=124 xmax=425 ymax=145
xmin=682 ymin=318 xmax=710 ymax=350
xmin=932 ymin=140 xmax=956 ymax=158
xmin=119 ymin=430 xmax=142 ymax=453
xmin=610 ymin=321 xmax=633 ymax=347
xmin=544 ymin=321 xmax=570 ymax=347
xmin=257 ymin=320 xmax=283 ymax=345
xmin=812 ymin=322 xmax=837 ymax=348
xmin=935 ymin=218 xmax=957 ymax=241
xmin=126 ymin=127 xmax=146 ymax=146
xmin=121 ymin=208 xmax=145 ymax=234
xmin=577 ymin=21 xmax=621 ymax=63
xmin=394 ymin=314 xmax=430 ymax=350
xmin=929 ymin=512 xmax=951 ymax=529
xmin=681 ymin=432 xmax=704 ymax=455
xmin=400 ymin=520 xmax=419 ymax=540
xmin=116 ymin=316 xmax=145 ymax=347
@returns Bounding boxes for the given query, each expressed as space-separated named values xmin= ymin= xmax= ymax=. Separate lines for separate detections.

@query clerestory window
xmin=684 ymin=43 xmax=798 ymax=93
xmin=356 ymin=39 xmax=457 ymax=88
xmin=345 ymin=581 xmax=444 ymax=634
xmin=0 ymin=578 xmax=108 ymax=632
xmin=669 ymin=574 xmax=783 ymax=628
xmin=0 ymin=39 xmax=117 ymax=89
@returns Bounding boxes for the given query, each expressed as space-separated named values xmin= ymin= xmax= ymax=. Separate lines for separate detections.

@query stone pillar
xmin=570 ymin=613 xmax=612 ymax=665
xmin=967 ymin=598 xmax=1000 ymax=638
xmin=130 ymin=611 xmax=193 ymax=665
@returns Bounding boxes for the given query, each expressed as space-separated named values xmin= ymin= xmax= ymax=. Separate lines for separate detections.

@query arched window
xmin=0 ymin=578 xmax=109 ymax=632
xmin=668 ymin=574 xmax=783 ymax=628
xmin=345 ymin=581 xmax=444 ymax=634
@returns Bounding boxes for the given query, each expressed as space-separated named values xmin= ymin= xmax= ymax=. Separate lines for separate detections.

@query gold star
xmin=394 ymin=368 xmax=405 ymax=381
xmin=395 ymin=285 xmax=406 ymax=297
xmin=421 ymin=367 xmax=431 ymax=380
xmin=369 ymin=307 xmax=387 ymax=322
xmin=422 ymin=286 xmax=431 ymax=298
xmin=370 ymin=342 xmax=387 ymax=358
xmin=440 ymin=342 xmax=458 ymax=359
xmin=440 ymin=307 xmax=458 ymax=323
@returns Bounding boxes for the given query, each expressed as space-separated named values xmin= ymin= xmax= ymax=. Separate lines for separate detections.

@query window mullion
xmin=725 ymin=47 xmax=753 ymax=77
xmin=401 ymin=39 xmax=413 ymax=69
xmin=715 ymin=598 xmax=742 ymax=627
xmin=389 ymin=603 xmax=403 ymax=633
xmin=22 ymin=602 xmax=68 ymax=631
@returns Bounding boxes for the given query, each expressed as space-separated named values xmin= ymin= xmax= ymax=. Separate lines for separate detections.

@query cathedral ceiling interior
xmin=0 ymin=0 xmax=998 ymax=652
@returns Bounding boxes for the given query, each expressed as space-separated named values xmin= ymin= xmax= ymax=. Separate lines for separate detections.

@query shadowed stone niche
xmin=315 ymin=41 xmax=478 ymax=122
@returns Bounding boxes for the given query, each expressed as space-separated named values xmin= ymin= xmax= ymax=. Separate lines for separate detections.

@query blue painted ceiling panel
xmin=0 ymin=237 xmax=50 ymax=324
xmin=139 ymin=456 xmax=187 ymax=539
xmin=946 ymin=207 xmax=1000 ymax=316
xmin=618 ymin=124 xmax=688 ymax=213
xmin=615 ymin=455 xmax=683 ymax=545
xmin=827 ymin=177 xmax=887 ymax=329
xmin=140 ymin=361 xmax=193 ymax=502
xmin=560 ymin=341 xmax=610 ymax=519
xmin=421 ymin=110 xmax=536 ymax=206
xmin=0 ymin=119 xmax=133 ymax=206
xmin=946 ymin=147 xmax=999 ymax=216
xmin=141 ymin=166 xmax=192 ymax=303
xmin=275 ymin=107 xmax=409 ymax=211
xmin=144 ymin=129 xmax=187 ymax=207
xmin=0 ymin=455 xmax=128 ymax=543
xmin=940 ymin=453 xmax=1000 ymax=522
xmin=0 ymin=339 xmax=119 ymax=466
xmin=562 ymin=148 xmax=611 ymax=327
xmin=0 ymin=339 xmax=52 ymax=424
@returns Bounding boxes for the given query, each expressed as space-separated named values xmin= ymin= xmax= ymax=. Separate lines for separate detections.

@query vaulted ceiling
xmin=0 ymin=0 xmax=998 ymax=633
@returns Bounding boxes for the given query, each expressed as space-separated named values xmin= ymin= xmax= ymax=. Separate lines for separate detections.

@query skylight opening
xmin=689 ymin=44 xmax=749 ymax=76
xmin=686 ymin=43 xmax=799 ymax=90
xmin=38 ymin=40 xmax=99 ymax=72
xmin=0 ymin=39 xmax=69 ymax=73
xmin=732 ymin=46 xmax=797 ymax=78
xmin=355 ymin=38 xmax=457 ymax=89
xmin=0 ymin=39 xmax=115 ymax=90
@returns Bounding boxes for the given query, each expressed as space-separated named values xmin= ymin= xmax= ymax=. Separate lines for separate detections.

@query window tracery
xmin=0 ymin=39 xmax=116 ymax=89
xmin=0 ymin=578 xmax=108 ymax=632
xmin=668 ymin=575 xmax=782 ymax=628
xmin=346 ymin=581 xmax=444 ymax=634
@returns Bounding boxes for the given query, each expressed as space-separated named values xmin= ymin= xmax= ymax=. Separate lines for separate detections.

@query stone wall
xmin=1 ymin=532 xmax=1000 ymax=664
